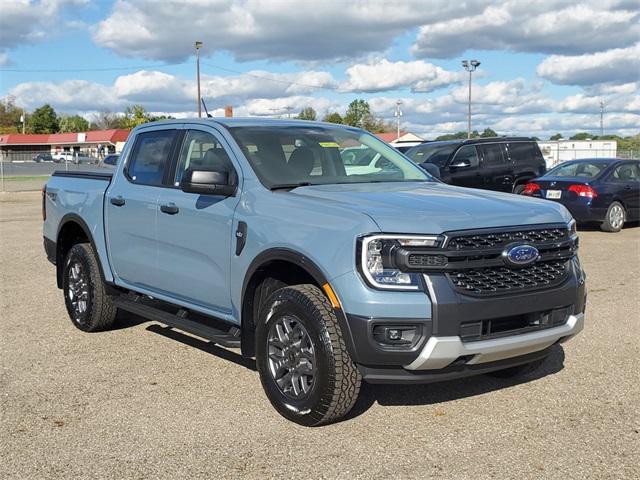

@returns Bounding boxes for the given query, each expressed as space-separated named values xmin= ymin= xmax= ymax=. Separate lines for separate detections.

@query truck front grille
xmin=447 ymin=228 xmax=566 ymax=250
xmin=446 ymin=260 xmax=569 ymax=296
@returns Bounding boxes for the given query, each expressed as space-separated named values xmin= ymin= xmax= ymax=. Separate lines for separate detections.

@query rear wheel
xmin=601 ymin=201 xmax=625 ymax=232
xmin=256 ymin=284 xmax=361 ymax=426
xmin=62 ymin=243 xmax=117 ymax=332
xmin=513 ymin=183 xmax=526 ymax=195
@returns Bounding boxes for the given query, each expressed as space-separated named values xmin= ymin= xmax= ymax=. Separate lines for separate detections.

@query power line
xmin=0 ymin=62 xmax=187 ymax=73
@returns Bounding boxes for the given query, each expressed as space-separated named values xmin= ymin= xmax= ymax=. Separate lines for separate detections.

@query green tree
xmin=480 ymin=128 xmax=498 ymax=137
xmin=322 ymin=112 xmax=343 ymax=124
xmin=28 ymin=104 xmax=59 ymax=133
xmin=435 ymin=131 xmax=473 ymax=141
xmin=122 ymin=104 xmax=151 ymax=129
xmin=0 ymin=96 xmax=25 ymax=133
xmin=549 ymin=133 xmax=563 ymax=141
xmin=569 ymin=132 xmax=594 ymax=140
xmin=343 ymin=99 xmax=371 ymax=127
xmin=297 ymin=107 xmax=317 ymax=121
xmin=59 ymin=114 xmax=89 ymax=133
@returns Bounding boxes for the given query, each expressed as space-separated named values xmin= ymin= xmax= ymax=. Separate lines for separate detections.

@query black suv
xmin=406 ymin=137 xmax=546 ymax=194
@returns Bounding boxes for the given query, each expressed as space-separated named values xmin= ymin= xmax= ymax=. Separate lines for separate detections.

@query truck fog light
xmin=373 ymin=325 xmax=419 ymax=347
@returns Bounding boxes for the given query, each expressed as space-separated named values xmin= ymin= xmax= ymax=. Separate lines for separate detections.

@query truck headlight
xmin=568 ymin=218 xmax=577 ymax=237
xmin=358 ymin=234 xmax=444 ymax=291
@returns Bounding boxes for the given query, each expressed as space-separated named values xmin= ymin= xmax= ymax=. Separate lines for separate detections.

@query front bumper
xmin=405 ymin=312 xmax=584 ymax=370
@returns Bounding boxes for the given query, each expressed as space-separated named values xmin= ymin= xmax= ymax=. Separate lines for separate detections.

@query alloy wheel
xmin=609 ymin=204 xmax=624 ymax=230
xmin=67 ymin=261 xmax=90 ymax=321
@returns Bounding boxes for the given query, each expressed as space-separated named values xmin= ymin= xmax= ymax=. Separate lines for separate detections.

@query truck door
xmin=155 ymin=127 xmax=241 ymax=317
xmin=477 ymin=143 xmax=513 ymax=192
xmin=105 ymin=128 xmax=179 ymax=291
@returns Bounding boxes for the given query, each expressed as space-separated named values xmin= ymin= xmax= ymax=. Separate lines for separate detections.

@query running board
xmin=113 ymin=295 xmax=241 ymax=348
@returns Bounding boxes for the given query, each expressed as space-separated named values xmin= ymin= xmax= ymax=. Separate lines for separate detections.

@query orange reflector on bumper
xmin=322 ymin=283 xmax=341 ymax=310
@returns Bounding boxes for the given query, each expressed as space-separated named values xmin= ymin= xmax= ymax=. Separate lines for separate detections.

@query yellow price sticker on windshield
xmin=319 ymin=142 xmax=340 ymax=148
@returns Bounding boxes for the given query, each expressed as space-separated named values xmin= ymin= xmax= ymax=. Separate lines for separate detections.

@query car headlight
xmin=358 ymin=234 xmax=444 ymax=290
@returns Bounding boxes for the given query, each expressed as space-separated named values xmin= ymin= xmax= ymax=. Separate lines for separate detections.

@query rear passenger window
xmin=478 ymin=144 xmax=505 ymax=166
xmin=505 ymin=142 xmax=537 ymax=164
xmin=127 ymin=130 xmax=177 ymax=186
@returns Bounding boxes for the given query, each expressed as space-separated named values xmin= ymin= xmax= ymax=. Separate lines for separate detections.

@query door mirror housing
xmin=449 ymin=159 xmax=471 ymax=169
xmin=421 ymin=162 xmax=441 ymax=179
xmin=180 ymin=168 xmax=236 ymax=196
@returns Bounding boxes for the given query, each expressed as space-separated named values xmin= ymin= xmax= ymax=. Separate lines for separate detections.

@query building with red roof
xmin=0 ymin=129 xmax=130 ymax=161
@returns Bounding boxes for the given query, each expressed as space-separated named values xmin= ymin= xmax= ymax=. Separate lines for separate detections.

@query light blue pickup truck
xmin=43 ymin=119 xmax=586 ymax=425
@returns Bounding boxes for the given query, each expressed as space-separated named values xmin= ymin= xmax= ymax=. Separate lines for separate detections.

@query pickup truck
xmin=43 ymin=119 xmax=586 ymax=426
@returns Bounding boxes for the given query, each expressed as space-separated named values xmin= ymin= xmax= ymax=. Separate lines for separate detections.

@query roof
xmin=376 ymin=132 xmax=408 ymax=142
xmin=0 ymin=129 xmax=130 ymax=146
xmin=425 ymin=136 xmax=536 ymax=147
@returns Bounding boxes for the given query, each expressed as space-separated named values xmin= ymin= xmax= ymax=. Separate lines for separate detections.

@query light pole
xmin=462 ymin=59 xmax=480 ymax=139
xmin=600 ymin=100 xmax=605 ymax=136
xmin=195 ymin=41 xmax=203 ymax=118
xmin=394 ymin=100 xmax=403 ymax=140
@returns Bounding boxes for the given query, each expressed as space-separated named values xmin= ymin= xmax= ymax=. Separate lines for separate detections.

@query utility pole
xmin=195 ymin=41 xmax=203 ymax=118
xmin=394 ymin=100 xmax=403 ymax=140
xmin=462 ymin=59 xmax=480 ymax=139
xmin=284 ymin=106 xmax=294 ymax=119
xmin=600 ymin=100 xmax=605 ymax=136
xmin=20 ymin=110 xmax=25 ymax=134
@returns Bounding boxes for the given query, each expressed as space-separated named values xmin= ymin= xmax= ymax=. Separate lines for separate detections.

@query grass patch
xmin=2 ymin=175 xmax=49 ymax=182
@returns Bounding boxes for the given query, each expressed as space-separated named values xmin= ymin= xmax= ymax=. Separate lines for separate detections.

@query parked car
xmin=52 ymin=152 xmax=74 ymax=163
xmin=521 ymin=158 xmax=639 ymax=232
xmin=43 ymin=119 xmax=585 ymax=426
xmin=102 ymin=154 xmax=119 ymax=166
xmin=73 ymin=154 xmax=98 ymax=165
xmin=32 ymin=153 xmax=53 ymax=163
xmin=340 ymin=146 xmax=394 ymax=175
xmin=405 ymin=137 xmax=546 ymax=193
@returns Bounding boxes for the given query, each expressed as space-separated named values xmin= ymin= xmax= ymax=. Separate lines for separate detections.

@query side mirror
xmin=449 ymin=159 xmax=471 ymax=169
xmin=421 ymin=162 xmax=441 ymax=179
xmin=180 ymin=168 xmax=236 ymax=196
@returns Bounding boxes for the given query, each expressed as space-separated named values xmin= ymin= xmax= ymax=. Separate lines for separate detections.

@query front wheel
xmin=256 ymin=284 xmax=361 ymax=426
xmin=62 ymin=243 xmax=117 ymax=332
xmin=601 ymin=201 xmax=625 ymax=232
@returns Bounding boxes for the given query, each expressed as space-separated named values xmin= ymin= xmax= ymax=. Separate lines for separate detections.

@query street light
xmin=462 ymin=59 xmax=480 ymax=139
xmin=394 ymin=100 xmax=403 ymax=140
xmin=195 ymin=41 xmax=203 ymax=118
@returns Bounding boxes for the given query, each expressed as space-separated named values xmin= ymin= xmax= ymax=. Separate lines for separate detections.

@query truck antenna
xmin=201 ymin=98 xmax=213 ymax=118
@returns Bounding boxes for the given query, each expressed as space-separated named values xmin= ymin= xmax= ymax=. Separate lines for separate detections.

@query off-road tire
xmin=62 ymin=243 xmax=117 ymax=332
xmin=256 ymin=284 xmax=361 ymax=426
xmin=486 ymin=357 xmax=546 ymax=379
xmin=600 ymin=201 xmax=625 ymax=232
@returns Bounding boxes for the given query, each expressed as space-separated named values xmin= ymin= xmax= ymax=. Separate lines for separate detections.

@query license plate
xmin=546 ymin=190 xmax=562 ymax=199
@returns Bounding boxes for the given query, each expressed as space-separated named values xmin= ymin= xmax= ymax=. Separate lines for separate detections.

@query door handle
xmin=160 ymin=203 xmax=179 ymax=215
xmin=110 ymin=196 xmax=125 ymax=207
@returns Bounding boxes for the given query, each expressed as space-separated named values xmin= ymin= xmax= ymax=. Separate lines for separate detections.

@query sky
xmin=0 ymin=0 xmax=638 ymax=139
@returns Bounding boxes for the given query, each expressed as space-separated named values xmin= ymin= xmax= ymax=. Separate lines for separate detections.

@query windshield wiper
xmin=269 ymin=182 xmax=314 ymax=191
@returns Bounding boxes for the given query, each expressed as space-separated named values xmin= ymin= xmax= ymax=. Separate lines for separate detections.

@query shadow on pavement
xmin=347 ymin=344 xmax=566 ymax=420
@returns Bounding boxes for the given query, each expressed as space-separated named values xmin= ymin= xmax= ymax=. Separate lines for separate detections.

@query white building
xmin=537 ymin=140 xmax=617 ymax=168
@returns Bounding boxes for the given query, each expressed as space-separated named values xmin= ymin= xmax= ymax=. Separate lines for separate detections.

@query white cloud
xmin=340 ymin=59 xmax=464 ymax=93
xmin=536 ymin=43 xmax=640 ymax=86
xmin=0 ymin=52 xmax=8 ymax=66
xmin=412 ymin=1 xmax=640 ymax=58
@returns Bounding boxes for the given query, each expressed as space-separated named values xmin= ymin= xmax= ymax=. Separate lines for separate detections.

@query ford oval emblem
xmin=503 ymin=244 xmax=539 ymax=267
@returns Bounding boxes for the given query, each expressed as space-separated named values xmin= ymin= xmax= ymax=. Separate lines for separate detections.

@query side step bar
xmin=113 ymin=295 xmax=241 ymax=348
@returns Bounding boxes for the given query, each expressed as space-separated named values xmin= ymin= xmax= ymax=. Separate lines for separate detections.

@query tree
xmin=322 ymin=112 xmax=343 ymax=124
xmin=122 ymin=104 xmax=151 ymax=129
xmin=59 ymin=114 xmax=89 ymax=133
xmin=343 ymin=99 xmax=370 ymax=127
xmin=549 ymin=133 xmax=563 ymax=141
xmin=435 ymin=131 xmax=471 ymax=141
xmin=28 ymin=104 xmax=59 ymax=133
xmin=569 ymin=132 xmax=593 ymax=140
xmin=0 ymin=96 xmax=24 ymax=134
xmin=297 ymin=107 xmax=317 ymax=121
xmin=90 ymin=110 xmax=126 ymax=130
xmin=480 ymin=128 xmax=498 ymax=138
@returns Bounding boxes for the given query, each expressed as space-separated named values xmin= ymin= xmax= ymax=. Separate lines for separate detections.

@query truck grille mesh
xmin=447 ymin=261 xmax=568 ymax=296
xmin=447 ymin=228 xmax=566 ymax=250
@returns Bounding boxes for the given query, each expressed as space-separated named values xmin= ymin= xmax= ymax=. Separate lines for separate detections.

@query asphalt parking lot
xmin=1 ymin=191 xmax=638 ymax=479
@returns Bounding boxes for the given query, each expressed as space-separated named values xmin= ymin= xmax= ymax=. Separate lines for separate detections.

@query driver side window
xmin=174 ymin=130 xmax=235 ymax=186
xmin=451 ymin=145 xmax=479 ymax=168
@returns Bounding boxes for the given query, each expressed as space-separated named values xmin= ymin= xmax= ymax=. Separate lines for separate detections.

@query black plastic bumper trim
xmin=44 ymin=236 xmax=56 ymax=264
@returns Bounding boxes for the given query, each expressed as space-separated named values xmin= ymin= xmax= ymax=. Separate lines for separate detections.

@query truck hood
xmin=292 ymin=182 xmax=571 ymax=234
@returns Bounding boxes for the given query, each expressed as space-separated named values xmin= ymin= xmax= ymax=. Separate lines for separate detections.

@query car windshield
xmin=406 ymin=143 xmax=458 ymax=167
xmin=546 ymin=161 xmax=611 ymax=178
xmin=228 ymin=125 xmax=431 ymax=189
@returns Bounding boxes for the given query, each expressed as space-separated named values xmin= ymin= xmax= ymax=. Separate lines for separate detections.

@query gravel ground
xmin=1 ymin=191 xmax=639 ymax=479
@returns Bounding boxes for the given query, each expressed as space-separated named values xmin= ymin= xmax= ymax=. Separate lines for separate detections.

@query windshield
xmin=228 ymin=125 xmax=431 ymax=188
xmin=406 ymin=143 xmax=458 ymax=167
xmin=546 ymin=161 xmax=611 ymax=178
